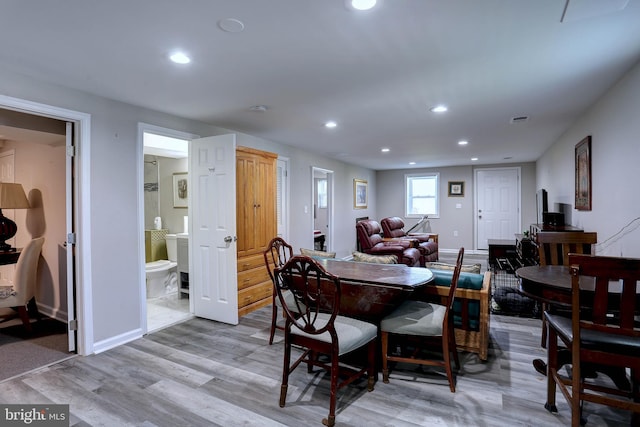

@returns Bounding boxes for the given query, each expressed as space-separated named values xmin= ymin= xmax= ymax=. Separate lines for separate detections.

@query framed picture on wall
xmin=173 ymin=172 xmax=188 ymax=208
xmin=575 ymin=136 xmax=592 ymax=211
xmin=448 ymin=181 xmax=464 ymax=197
xmin=353 ymin=179 xmax=368 ymax=209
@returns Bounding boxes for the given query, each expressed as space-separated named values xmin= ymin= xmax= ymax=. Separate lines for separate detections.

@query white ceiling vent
xmin=510 ymin=116 xmax=529 ymax=124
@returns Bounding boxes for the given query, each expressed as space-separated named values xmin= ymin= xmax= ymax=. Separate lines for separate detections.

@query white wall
xmin=377 ymin=162 xmax=537 ymax=251
xmin=537 ymin=59 xmax=640 ymax=258
xmin=0 ymin=68 xmax=377 ymax=351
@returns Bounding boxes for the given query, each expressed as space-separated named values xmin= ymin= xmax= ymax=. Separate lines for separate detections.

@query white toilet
xmin=145 ymin=234 xmax=178 ymax=299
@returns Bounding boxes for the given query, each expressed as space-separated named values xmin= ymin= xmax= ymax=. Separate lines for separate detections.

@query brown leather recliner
xmin=355 ymin=219 xmax=421 ymax=267
xmin=380 ymin=217 xmax=439 ymax=265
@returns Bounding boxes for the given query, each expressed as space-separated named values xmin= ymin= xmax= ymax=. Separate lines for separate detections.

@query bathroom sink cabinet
xmin=236 ymin=146 xmax=277 ymax=317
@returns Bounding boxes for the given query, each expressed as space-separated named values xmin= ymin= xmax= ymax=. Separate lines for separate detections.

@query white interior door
xmin=65 ymin=122 xmax=76 ymax=351
xmin=475 ymin=167 xmax=521 ymax=250
xmin=190 ymin=134 xmax=238 ymax=324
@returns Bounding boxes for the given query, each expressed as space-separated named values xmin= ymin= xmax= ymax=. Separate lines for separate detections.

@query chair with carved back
xmin=380 ymin=247 xmax=464 ymax=392
xmin=273 ymin=255 xmax=377 ymax=427
xmin=536 ymin=231 xmax=597 ymax=349
xmin=544 ymin=254 xmax=640 ymax=426
xmin=263 ymin=237 xmax=294 ymax=345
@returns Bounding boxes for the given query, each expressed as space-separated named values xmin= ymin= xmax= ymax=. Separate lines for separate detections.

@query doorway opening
xmin=139 ymin=124 xmax=197 ymax=333
xmin=311 ymin=167 xmax=333 ymax=252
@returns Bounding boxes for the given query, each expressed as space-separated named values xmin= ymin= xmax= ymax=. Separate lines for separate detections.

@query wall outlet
xmin=453 ymin=230 xmax=458 ymax=237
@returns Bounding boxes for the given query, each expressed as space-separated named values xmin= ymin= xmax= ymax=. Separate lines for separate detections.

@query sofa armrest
xmin=382 ymin=237 xmax=419 ymax=248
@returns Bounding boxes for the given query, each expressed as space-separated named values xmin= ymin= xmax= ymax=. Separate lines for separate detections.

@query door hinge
xmin=67 ymin=233 xmax=76 ymax=245
xmin=66 ymin=145 xmax=76 ymax=157
xmin=69 ymin=319 xmax=78 ymax=331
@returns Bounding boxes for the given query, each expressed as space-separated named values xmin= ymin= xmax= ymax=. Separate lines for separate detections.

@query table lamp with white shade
xmin=0 ymin=183 xmax=30 ymax=252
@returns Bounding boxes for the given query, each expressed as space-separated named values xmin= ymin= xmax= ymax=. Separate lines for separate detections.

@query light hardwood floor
xmin=0 ymin=303 xmax=633 ymax=426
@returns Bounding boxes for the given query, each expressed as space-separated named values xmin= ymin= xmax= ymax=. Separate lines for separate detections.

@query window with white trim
xmin=405 ymin=173 xmax=439 ymax=218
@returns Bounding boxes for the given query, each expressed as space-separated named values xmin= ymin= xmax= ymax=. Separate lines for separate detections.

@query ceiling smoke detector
xmin=510 ymin=115 xmax=529 ymax=124
xmin=249 ymin=105 xmax=268 ymax=112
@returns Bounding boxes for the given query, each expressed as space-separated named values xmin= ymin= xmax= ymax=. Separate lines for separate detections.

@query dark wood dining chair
xmin=537 ymin=231 xmax=597 ymax=349
xmin=380 ymin=247 xmax=464 ymax=392
xmin=263 ymin=237 xmax=293 ymax=345
xmin=273 ymin=255 xmax=377 ymax=427
xmin=544 ymin=254 xmax=640 ymax=426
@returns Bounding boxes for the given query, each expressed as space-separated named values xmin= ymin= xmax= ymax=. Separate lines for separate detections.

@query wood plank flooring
xmin=0 ymin=305 xmax=633 ymax=426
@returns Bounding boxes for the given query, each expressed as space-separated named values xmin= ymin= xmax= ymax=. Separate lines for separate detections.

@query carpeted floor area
xmin=0 ymin=314 xmax=72 ymax=382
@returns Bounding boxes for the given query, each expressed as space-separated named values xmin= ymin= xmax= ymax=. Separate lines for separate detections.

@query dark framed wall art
xmin=575 ymin=136 xmax=591 ymax=211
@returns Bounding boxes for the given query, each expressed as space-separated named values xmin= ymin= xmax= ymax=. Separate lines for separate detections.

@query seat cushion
xmin=352 ymin=251 xmax=398 ymax=264
xmin=425 ymin=262 xmax=482 ymax=274
xmin=545 ymin=312 xmax=640 ymax=357
xmin=431 ymin=270 xmax=484 ymax=290
xmin=381 ymin=300 xmax=446 ymax=336
xmin=300 ymin=248 xmax=336 ymax=259
xmin=290 ymin=313 xmax=377 ymax=355
xmin=275 ymin=290 xmax=303 ymax=313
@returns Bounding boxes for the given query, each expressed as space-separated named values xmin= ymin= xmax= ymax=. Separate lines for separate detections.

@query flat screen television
xmin=536 ymin=189 xmax=548 ymax=224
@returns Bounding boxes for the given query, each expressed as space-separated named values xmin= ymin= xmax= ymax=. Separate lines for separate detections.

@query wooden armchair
xmin=536 ymin=231 xmax=597 ymax=349
xmin=423 ymin=268 xmax=492 ymax=361
xmin=545 ymin=254 xmax=640 ymax=426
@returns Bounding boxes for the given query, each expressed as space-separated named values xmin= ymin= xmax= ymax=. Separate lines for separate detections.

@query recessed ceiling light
xmin=430 ymin=105 xmax=448 ymax=113
xmin=381 ymin=148 xmax=390 ymax=153
xmin=471 ymin=157 xmax=478 ymax=161
xmin=325 ymin=121 xmax=337 ymax=128
xmin=458 ymin=140 xmax=468 ymax=145
xmin=409 ymin=161 xmax=416 ymax=165
xmin=169 ymin=52 xmax=191 ymax=64
xmin=347 ymin=0 xmax=378 ymax=11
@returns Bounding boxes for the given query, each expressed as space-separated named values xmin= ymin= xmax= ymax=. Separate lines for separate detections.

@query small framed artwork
xmin=353 ymin=179 xmax=368 ymax=209
xmin=173 ymin=172 xmax=188 ymax=208
xmin=448 ymin=181 xmax=464 ymax=197
xmin=575 ymin=136 xmax=592 ymax=211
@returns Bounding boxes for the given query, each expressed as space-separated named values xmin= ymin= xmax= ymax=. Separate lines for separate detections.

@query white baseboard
xmin=93 ymin=328 xmax=144 ymax=354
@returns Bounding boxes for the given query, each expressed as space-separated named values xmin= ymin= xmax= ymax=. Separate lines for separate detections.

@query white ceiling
xmin=2 ymin=0 xmax=640 ymax=170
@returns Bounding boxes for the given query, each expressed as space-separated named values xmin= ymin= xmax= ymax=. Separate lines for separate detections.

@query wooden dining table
xmin=316 ymin=258 xmax=434 ymax=322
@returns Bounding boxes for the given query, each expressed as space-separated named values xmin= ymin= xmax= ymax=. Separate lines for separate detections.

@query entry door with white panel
xmin=475 ymin=167 xmax=521 ymax=250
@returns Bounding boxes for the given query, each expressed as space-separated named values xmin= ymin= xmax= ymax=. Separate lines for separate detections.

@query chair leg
xmin=381 ymin=331 xmax=390 ymax=383
xmin=541 ymin=303 xmax=548 ymax=348
xmin=367 ymin=340 xmax=376 ymax=392
xmin=442 ymin=333 xmax=456 ymax=393
xmin=17 ymin=306 xmax=32 ymax=332
xmin=545 ymin=327 xmax=558 ymax=413
xmin=280 ymin=339 xmax=291 ymax=408
xmin=323 ymin=348 xmax=339 ymax=427
xmin=269 ymin=295 xmax=278 ymax=345
xmin=449 ymin=324 xmax=460 ymax=369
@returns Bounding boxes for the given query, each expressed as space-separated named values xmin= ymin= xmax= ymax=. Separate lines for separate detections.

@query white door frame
xmin=136 ymin=123 xmax=199 ymax=333
xmin=276 ymin=157 xmax=290 ymax=242
xmin=311 ymin=167 xmax=333 ymax=252
xmin=0 ymin=94 xmax=92 ymax=356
